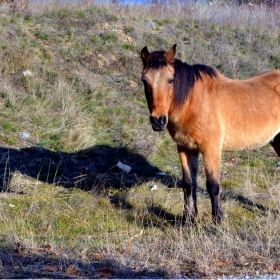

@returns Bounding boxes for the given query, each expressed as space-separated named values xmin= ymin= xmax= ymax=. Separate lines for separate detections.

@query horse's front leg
xmin=177 ymin=145 xmax=199 ymax=225
xmin=202 ymin=148 xmax=223 ymax=224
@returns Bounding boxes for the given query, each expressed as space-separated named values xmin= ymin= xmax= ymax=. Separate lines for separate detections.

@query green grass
xmin=0 ymin=1 xmax=280 ymax=278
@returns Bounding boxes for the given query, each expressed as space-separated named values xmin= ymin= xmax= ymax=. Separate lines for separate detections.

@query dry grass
xmin=0 ymin=1 xmax=280 ymax=278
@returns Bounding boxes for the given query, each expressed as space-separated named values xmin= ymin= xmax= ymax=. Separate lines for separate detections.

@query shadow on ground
xmin=0 ymin=245 xmax=169 ymax=279
xmin=0 ymin=144 xmax=170 ymax=190
xmin=0 ymin=144 xmax=276 ymax=220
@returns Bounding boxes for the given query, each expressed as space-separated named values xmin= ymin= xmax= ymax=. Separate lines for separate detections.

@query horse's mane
xmin=173 ymin=59 xmax=217 ymax=106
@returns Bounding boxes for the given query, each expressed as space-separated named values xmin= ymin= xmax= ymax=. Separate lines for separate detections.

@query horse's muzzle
xmin=150 ymin=115 xmax=167 ymax=131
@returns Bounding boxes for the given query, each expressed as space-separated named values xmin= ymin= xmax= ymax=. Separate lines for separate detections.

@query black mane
xmin=173 ymin=59 xmax=217 ymax=106
xmin=144 ymin=50 xmax=167 ymax=69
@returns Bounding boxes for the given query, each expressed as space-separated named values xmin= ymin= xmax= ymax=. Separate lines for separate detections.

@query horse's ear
xmin=164 ymin=44 xmax=177 ymax=64
xmin=141 ymin=46 xmax=150 ymax=64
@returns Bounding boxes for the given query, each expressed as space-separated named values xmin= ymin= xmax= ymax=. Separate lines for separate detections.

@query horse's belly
xmin=222 ymin=123 xmax=280 ymax=151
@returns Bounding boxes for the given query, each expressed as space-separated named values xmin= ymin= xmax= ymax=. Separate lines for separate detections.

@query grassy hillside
xmin=0 ymin=1 xmax=280 ymax=278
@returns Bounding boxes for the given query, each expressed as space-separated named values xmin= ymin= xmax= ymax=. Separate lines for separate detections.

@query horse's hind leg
xmin=177 ymin=145 xmax=199 ymax=225
xmin=270 ymin=133 xmax=280 ymax=156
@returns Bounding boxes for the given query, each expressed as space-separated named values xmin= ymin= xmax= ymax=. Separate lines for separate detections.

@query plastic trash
xmin=151 ymin=185 xmax=159 ymax=191
xmin=117 ymin=161 xmax=131 ymax=173
xmin=156 ymin=172 xmax=166 ymax=176
xmin=19 ymin=132 xmax=30 ymax=139
xmin=23 ymin=70 xmax=33 ymax=77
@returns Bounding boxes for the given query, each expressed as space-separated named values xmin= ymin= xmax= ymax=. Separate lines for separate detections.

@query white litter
xmin=23 ymin=70 xmax=33 ymax=77
xmin=151 ymin=185 xmax=159 ymax=191
xmin=117 ymin=161 xmax=131 ymax=173
xmin=19 ymin=132 xmax=30 ymax=139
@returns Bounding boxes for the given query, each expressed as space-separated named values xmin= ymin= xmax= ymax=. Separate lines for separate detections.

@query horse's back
xmin=251 ymin=69 xmax=280 ymax=93
xmin=252 ymin=69 xmax=280 ymax=78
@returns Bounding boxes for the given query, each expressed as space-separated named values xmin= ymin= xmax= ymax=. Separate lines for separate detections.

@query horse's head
xmin=141 ymin=44 xmax=177 ymax=131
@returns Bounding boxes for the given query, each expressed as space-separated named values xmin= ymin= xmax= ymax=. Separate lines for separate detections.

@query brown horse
xmin=141 ymin=44 xmax=280 ymax=224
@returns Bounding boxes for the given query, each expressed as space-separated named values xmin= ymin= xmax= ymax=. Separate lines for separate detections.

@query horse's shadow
xmin=0 ymin=144 xmax=167 ymax=191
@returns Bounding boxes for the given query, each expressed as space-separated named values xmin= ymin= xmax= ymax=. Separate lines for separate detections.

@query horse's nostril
xmin=150 ymin=116 xmax=157 ymax=125
xmin=150 ymin=115 xmax=167 ymax=129
xmin=160 ymin=115 xmax=167 ymax=126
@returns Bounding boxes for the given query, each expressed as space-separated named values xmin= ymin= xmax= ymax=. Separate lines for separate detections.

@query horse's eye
xmin=168 ymin=78 xmax=174 ymax=85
